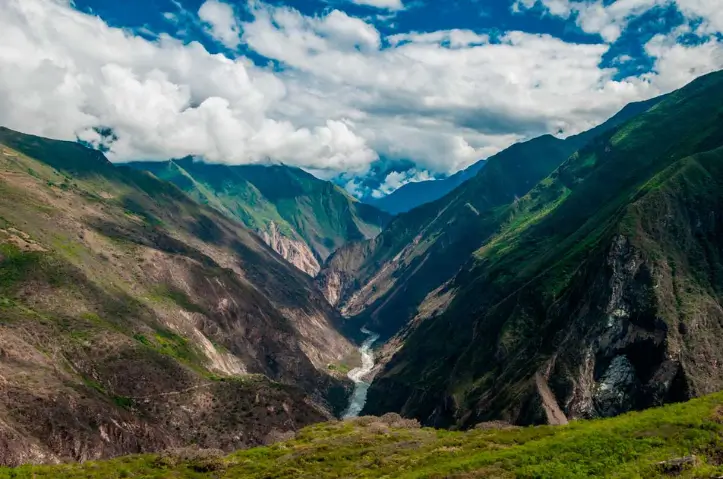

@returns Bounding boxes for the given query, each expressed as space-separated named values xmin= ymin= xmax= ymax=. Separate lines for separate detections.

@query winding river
xmin=343 ymin=327 xmax=380 ymax=419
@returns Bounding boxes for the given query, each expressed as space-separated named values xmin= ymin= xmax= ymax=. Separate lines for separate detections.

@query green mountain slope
xmin=127 ymin=159 xmax=390 ymax=276
xmin=6 ymin=391 xmax=723 ymax=478
xmin=0 ymin=127 xmax=356 ymax=465
xmin=364 ymin=70 xmax=723 ymax=428
xmin=317 ymin=96 xmax=661 ymax=339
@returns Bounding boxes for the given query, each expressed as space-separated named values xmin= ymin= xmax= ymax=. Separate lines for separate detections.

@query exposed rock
xmin=535 ymin=373 xmax=569 ymax=426
xmin=261 ymin=221 xmax=320 ymax=277
xmin=474 ymin=421 xmax=520 ymax=431
xmin=593 ymin=355 xmax=637 ymax=417
xmin=318 ymin=269 xmax=342 ymax=306
xmin=655 ymin=455 xmax=698 ymax=474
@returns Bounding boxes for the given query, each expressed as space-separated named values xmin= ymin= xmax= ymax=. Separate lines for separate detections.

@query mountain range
xmin=2 ymin=69 xmax=723 ymax=472
xmin=340 ymin=70 xmax=723 ymax=427
xmin=127 ymin=159 xmax=390 ymax=276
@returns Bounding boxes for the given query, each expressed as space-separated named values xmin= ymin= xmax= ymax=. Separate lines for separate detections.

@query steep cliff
xmin=364 ymin=70 xmax=723 ymax=427
xmin=0 ymin=128 xmax=355 ymax=465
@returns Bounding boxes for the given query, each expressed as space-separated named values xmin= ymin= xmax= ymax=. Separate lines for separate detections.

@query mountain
xmin=12 ymin=390 xmax=723 ymax=477
xmin=367 ymin=160 xmax=487 ymax=215
xmin=0 ymin=127 xmax=357 ymax=465
xmin=317 ymin=95 xmax=661 ymax=340
xmin=364 ymin=96 xmax=663 ymax=217
xmin=363 ymin=70 xmax=723 ymax=428
xmin=127 ymin=159 xmax=390 ymax=276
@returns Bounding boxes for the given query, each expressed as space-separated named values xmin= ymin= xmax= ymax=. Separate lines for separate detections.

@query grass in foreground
xmin=4 ymin=392 xmax=723 ymax=478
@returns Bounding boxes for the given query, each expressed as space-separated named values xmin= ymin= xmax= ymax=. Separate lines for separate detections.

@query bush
xmin=379 ymin=412 xmax=421 ymax=429
xmin=154 ymin=447 xmax=226 ymax=472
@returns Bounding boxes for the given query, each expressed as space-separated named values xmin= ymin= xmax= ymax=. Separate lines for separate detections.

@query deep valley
xmin=1 ymin=25 xmax=723 ymax=478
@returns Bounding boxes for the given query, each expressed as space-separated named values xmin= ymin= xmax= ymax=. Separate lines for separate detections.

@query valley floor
xmin=5 ymin=391 xmax=723 ymax=478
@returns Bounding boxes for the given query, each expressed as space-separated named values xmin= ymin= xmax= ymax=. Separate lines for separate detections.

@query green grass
xmin=0 ymin=243 xmax=43 ymax=291
xmin=326 ymin=363 xmax=352 ymax=374
xmin=153 ymin=329 xmax=200 ymax=365
xmin=4 ymin=391 xmax=723 ymax=478
xmin=147 ymin=285 xmax=206 ymax=314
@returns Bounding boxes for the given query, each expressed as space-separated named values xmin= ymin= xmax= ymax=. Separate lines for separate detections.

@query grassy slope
xmin=5 ymin=391 xmax=723 ymax=478
xmin=129 ymin=160 xmax=389 ymax=263
xmin=365 ymin=71 xmax=723 ymax=426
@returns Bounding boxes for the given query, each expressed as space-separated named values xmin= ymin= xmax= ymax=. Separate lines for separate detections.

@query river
xmin=342 ymin=327 xmax=380 ymax=419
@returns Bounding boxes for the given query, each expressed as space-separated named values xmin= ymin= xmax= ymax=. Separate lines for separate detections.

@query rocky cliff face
xmin=261 ymin=221 xmax=321 ymax=276
xmin=363 ymin=71 xmax=723 ymax=428
xmin=0 ymin=128 xmax=355 ymax=465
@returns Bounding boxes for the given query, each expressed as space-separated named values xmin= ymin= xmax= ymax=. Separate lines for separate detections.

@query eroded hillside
xmin=0 ymin=128 xmax=356 ymax=465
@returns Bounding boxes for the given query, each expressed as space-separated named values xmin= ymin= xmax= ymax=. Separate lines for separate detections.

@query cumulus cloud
xmin=0 ymin=0 xmax=376 ymax=173
xmin=0 ymin=0 xmax=721 ymax=197
xmin=198 ymin=0 xmax=241 ymax=49
xmin=643 ymin=28 xmax=723 ymax=91
xmin=243 ymin=4 xmax=673 ymax=171
xmin=371 ymin=169 xmax=434 ymax=198
xmin=514 ymin=0 xmax=723 ymax=43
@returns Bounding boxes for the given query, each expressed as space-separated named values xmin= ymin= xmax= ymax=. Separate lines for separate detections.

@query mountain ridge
xmin=316 ymin=94 xmax=663 ymax=341
xmin=365 ymin=160 xmax=487 ymax=215
xmin=363 ymin=70 xmax=723 ymax=427
xmin=127 ymin=159 xmax=390 ymax=276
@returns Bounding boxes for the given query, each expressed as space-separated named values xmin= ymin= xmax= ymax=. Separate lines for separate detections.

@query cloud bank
xmin=0 ymin=0 xmax=721 ymax=195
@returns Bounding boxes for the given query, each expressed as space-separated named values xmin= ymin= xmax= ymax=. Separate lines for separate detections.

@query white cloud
xmin=371 ymin=169 xmax=434 ymax=198
xmin=0 ymin=0 xmax=721 ymax=198
xmin=198 ymin=0 xmax=241 ymax=49
xmin=513 ymin=0 xmax=666 ymax=42
xmin=643 ymin=29 xmax=723 ymax=91
xmin=514 ymin=0 xmax=723 ymax=43
xmin=243 ymin=5 xmax=664 ymax=172
xmin=388 ymin=30 xmax=490 ymax=48
xmin=350 ymin=0 xmax=404 ymax=11
xmin=0 ymin=0 xmax=376 ymax=173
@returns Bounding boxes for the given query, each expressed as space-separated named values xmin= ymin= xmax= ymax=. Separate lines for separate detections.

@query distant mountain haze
xmin=366 ymin=160 xmax=487 ymax=215
xmin=366 ymin=95 xmax=665 ymax=216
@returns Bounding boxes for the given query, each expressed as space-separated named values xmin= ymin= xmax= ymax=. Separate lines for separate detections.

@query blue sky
xmin=1 ymin=0 xmax=722 ymax=197
xmin=73 ymin=0 xmax=685 ymax=79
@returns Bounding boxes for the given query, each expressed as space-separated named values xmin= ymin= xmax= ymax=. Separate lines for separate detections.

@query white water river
xmin=342 ymin=327 xmax=380 ymax=419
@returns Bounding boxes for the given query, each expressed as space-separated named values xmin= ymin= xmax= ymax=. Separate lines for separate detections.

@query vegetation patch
xmin=148 ymin=285 xmax=206 ymax=315
xmin=0 ymin=243 xmax=43 ymax=292
xmin=4 ymin=391 xmax=723 ymax=478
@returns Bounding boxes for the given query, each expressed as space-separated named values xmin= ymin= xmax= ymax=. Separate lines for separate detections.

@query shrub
xmin=155 ymin=447 xmax=226 ymax=472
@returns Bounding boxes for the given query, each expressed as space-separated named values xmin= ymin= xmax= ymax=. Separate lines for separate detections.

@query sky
xmin=0 ymin=0 xmax=722 ymax=198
